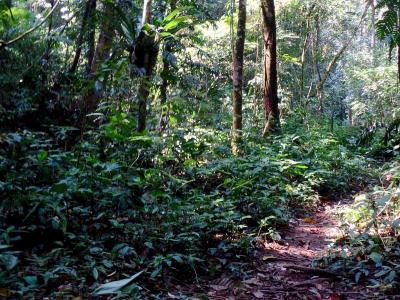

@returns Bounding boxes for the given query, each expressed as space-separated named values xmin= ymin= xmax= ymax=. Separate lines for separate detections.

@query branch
xmin=0 ymin=0 xmax=61 ymax=50
xmin=283 ymin=264 xmax=341 ymax=278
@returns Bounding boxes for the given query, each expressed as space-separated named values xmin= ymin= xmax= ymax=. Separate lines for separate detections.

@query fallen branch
xmin=282 ymin=264 xmax=341 ymax=278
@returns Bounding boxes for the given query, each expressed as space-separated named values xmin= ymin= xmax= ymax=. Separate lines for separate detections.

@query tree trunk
xmin=261 ymin=0 xmax=280 ymax=136
xmin=134 ymin=0 xmax=159 ymax=132
xmin=313 ymin=14 xmax=324 ymax=113
xmin=231 ymin=0 xmax=246 ymax=153
xmin=300 ymin=5 xmax=315 ymax=100
xmin=86 ymin=0 xmax=97 ymax=75
xmin=84 ymin=7 xmax=114 ymax=115
xmin=159 ymin=1 xmax=177 ymax=133
xmin=69 ymin=0 xmax=96 ymax=74
xmin=397 ymin=6 xmax=400 ymax=82
xmin=371 ymin=0 xmax=376 ymax=49
xmin=142 ymin=0 xmax=153 ymax=26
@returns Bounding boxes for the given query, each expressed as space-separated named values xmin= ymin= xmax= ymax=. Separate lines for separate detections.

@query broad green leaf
xmin=369 ymin=252 xmax=383 ymax=265
xmin=93 ymin=270 xmax=144 ymax=296
xmin=37 ymin=150 xmax=48 ymax=161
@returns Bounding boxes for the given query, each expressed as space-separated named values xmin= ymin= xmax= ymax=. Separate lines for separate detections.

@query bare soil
xmin=181 ymin=196 xmax=391 ymax=300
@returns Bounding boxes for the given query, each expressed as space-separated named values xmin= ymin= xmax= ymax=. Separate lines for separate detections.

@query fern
xmin=376 ymin=0 xmax=400 ymax=59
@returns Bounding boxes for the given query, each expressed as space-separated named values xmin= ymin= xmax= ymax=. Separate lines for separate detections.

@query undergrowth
xmin=321 ymin=157 xmax=400 ymax=295
xmin=0 ymin=115 xmax=371 ymax=298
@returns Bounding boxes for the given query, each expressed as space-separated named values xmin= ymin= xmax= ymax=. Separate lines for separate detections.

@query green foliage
xmin=0 ymin=0 xmax=399 ymax=298
xmin=376 ymin=0 xmax=400 ymax=58
xmin=0 ymin=114 xmax=368 ymax=298
xmin=319 ymin=158 xmax=400 ymax=292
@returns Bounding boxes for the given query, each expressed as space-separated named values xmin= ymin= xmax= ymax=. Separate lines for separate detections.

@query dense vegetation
xmin=0 ymin=0 xmax=399 ymax=298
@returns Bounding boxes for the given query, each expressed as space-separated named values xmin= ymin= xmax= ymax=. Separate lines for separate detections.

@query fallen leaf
xmin=303 ymin=217 xmax=317 ymax=224
xmin=93 ymin=270 xmax=144 ymax=296
xmin=0 ymin=288 xmax=11 ymax=297
xmin=167 ymin=292 xmax=178 ymax=299
xmin=253 ymin=291 xmax=264 ymax=298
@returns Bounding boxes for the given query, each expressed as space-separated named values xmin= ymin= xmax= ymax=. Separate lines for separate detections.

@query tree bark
xmin=261 ymin=0 xmax=280 ymax=136
xmin=313 ymin=14 xmax=324 ymax=113
xmin=133 ymin=0 xmax=162 ymax=132
xmin=300 ymin=4 xmax=315 ymax=100
xmin=69 ymin=0 xmax=96 ymax=74
xmin=397 ymin=6 xmax=400 ymax=82
xmin=231 ymin=0 xmax=246 ymax=153
xmin=142 ymin=0 xmax=153 ymax=26
xmin=371 ymin=0 xmax=376 ymax=49
xmin=159 ymin=0 xmax=177 ymax=133
xmin=84 ymin=6 xmax=114 ymax=115
xmin=86 ymin=0 xmax=97 ymax=75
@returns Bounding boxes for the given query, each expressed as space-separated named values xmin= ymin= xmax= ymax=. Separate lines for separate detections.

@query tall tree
xmin=159 ymin=0 xmax=177 ymax=133
xmin=86 ymin=0 xmax=97 ymax=75
xmin=232 ymin=0 xmax=246 ymax=153
xmin=300 ymin=4 xmax=315 ymax=100
xmin=84 ymin=5 xmax=114 ymax=115
xmin=261 ymin=0 xmax=280 ymax=135
xmin=69 ymin=0 xmax=97 ymax=74
xmin=133 ymin=0 xmax=160 ymax=132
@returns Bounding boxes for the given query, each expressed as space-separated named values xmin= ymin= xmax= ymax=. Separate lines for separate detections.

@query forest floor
xmin=180 ymin=185 xmax=390 ymax=300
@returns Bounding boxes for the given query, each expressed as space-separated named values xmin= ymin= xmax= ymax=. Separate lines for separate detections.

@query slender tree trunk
xmin=300 ymin=17 xmax=310 ymax=100
xmin=313 ymin=14 xmax=324 ymax=113
xmin=69 ymin=0 xmax=96 ymax=74
xmin=43 ymin=0 xmax=55 ymax=62
xmin=142 ymin=0 xmax=153 ymax=25
xmin=84 ymin=7 xmax=114 ymax=115
xmin=309 ymin=1 xmax=372 ymax=98
xmin=371 ymin=0 xmax=376 ymax=49
xmin=86 ymin=0 xmax=97 ymax=75
xmin=300 ymin=5 xmax=315 ymax=100
xmin=38 ymin=0 xmax=56 ymax=114
xmin=232 ymin=0 xmax=246 ymax=153
xmin=397 ymin=7 xmax=400 ymax=82
xmin=159 ymin=0 xmax=177 ymax=133
xmin=349 ymin=107 xmax=354 ymax=126
xmin=261 ymin=0 xmax=280 ymax=136
xmin=134 ymin=0 xmax=159 ymax=132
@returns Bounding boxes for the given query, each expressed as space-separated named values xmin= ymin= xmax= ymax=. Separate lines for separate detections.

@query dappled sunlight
xmin=1 ymin=0 xmax=399 ymax=298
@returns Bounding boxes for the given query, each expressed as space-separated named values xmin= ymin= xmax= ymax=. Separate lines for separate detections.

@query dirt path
xmin=186 ymin=198 xmax=383 ymax=300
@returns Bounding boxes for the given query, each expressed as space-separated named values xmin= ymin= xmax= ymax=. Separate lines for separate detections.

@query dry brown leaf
xmin=303 ymin=217 xmax=317 ymax=224
xmin=0 ymin=288 xmax=11 ymax=297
